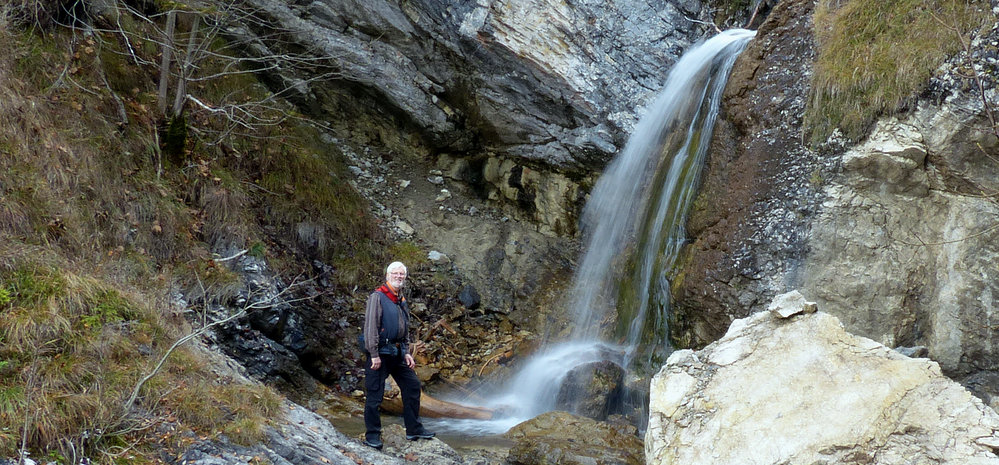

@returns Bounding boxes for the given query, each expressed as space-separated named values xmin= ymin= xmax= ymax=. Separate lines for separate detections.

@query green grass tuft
xmin=387 ymin=241 xmax=428 ymax=270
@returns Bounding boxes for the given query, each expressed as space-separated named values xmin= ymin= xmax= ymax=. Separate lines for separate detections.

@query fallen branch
xmin=122 ymin=304 xmax=245 ymax=412
xmin=212 ymin=248 xmax=248 ymax=263
xmin=381 ymin=379 xmax=495 ymax=420
xmin=477 ymin=348 xmax=513 ymax=377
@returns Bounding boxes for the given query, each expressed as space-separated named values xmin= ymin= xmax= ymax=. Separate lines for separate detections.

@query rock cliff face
xmin=243 ymin=0 xmax=709 ymax=171
xmin=232 ymin=0 xmax=999 ymax=415
xmin=675 ymin=0 xmax=999 ymax=399
xmin=647 ymin=292 xmax=999 ymax=465
xmin=233 ymin=0 xmax=716 ymax=317
xmin=801 ymin=109 xmax=999 ymax=379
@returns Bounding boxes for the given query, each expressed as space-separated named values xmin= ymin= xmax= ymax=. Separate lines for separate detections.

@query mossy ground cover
xmin=806 ymin=0 xmax=992 ymax=144
xmin=0 ymin=0 xmax=387 ymax=462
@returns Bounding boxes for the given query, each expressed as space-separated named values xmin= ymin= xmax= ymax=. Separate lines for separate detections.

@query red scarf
xmin=377 ymin=283 xmax=405 ymax=304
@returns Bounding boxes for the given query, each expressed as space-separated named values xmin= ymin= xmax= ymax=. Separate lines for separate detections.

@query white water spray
xmin=434 ymin=29 xmax=756 ymax=435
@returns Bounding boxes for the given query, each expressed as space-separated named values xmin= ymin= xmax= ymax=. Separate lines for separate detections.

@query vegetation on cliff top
xmin=0 ymin=0 xmax=389 ymax=462
xmin=806 ymin=0 xmax=991 ymax=144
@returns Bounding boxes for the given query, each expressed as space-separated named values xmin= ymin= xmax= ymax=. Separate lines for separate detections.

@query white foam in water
xmin=434 ymin=29 xmax=757 ymax=435
xmin=430 ymin=341 xmax=624 ymax=435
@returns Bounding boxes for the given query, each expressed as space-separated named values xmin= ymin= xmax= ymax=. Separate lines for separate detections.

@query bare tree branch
xmin=122 ymin=274 xmax=312 ymax=413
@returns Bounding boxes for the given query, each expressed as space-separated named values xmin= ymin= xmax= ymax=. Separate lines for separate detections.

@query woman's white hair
xmin=385 ymin=261 xmax=407 ymax=275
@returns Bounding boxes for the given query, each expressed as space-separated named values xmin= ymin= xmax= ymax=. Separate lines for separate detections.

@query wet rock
xmin=647 ymin=296 xmax=999 ymax=465
xmin=554 ymin=360 xmax=624 ymax=421
xmin=211 ymin=321 xmax=319 ymax=400
xmin=458 ymin=285 xmax=481 ymax=310
xmin=202 ymin=253 xmax=365 ymax=401
xmin=247 ymin=304 xmax=302 ymax=350
xmin=964 ymin=371 xmax=999 ymax=413
xmin=505 ymin=411 xmax=643 ymax=465
xmin=672 ymin=0 xmax=823 ymax=348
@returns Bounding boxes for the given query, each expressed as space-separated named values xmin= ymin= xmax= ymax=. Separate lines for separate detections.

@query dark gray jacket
xmin=363 ymin=288 xmax=409 ymax=357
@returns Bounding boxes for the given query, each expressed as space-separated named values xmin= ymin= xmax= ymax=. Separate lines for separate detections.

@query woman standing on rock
xmin=362 ymin=261 xmax=435 ymax=450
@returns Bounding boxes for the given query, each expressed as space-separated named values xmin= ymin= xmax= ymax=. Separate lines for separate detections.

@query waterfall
xmin=570 ymin=29 xmax=756 ymax=366
xmin=435 ymin=29 xmax=755 ymax=435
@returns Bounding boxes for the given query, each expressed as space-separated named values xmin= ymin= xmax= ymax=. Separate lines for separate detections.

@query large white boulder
xmin=646 ymin=292 xmax=999 ymax=465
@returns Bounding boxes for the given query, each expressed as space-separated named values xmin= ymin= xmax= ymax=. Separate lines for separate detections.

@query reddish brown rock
xmin=671 ymin=0 xmax=822 ymax=348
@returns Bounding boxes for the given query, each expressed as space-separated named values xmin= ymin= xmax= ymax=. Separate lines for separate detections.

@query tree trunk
xmin=157 ymin=10 xmax=176 ymax=117
xmin=381 ymin=378 xmax=496 ymax=420
xmin=172 ymin=15 xmax=200 ymax=118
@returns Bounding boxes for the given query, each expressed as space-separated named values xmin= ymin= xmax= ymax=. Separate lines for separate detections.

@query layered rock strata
xmin=239 ymin=0 xmax=710 ymax=171
xmin=675 ymin=0 xmax=999 ymax=394
xmin=227 ymin=0 xmax=718 ymax=318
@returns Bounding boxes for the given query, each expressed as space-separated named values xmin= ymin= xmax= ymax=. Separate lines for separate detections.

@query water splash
xmin=487 ymin=343 xmax=622 ymax=410
xmin=438 ymin=29 xmax=756 ymax=434
xmin=430 ymin=342 xmax=623 ymax=435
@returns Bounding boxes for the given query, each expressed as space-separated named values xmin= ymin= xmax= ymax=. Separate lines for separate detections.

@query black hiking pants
xmin=363 ymin=352 xmax=424 ymax=441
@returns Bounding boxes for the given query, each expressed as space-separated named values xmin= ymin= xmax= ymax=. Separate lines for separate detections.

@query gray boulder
xmin=555 ymin=360 xmax=624 ymax=421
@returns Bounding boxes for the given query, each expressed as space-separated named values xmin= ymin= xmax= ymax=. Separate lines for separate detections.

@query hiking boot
xmin=406 ymin=430 xmax=436 ymax=440
xmin=363 ymin=437 xmax=383 ymax=450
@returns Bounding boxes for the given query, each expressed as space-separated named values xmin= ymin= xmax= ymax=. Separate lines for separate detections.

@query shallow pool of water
xmin=328 ymin=414 xmax=516 ymax=452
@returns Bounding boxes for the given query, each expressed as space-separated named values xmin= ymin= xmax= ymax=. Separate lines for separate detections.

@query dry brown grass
xmin=806 ymin=0 xmax=992 ymax=143
xmin=1 ymin=0 xmax=386 ymax=286
xmin=0 ymin=0 xmax=392 ymax=459
xmin=0 ymin=257 xmax=284 ymax=463
xmin=0 ymin=10 xmax=299 ymax=465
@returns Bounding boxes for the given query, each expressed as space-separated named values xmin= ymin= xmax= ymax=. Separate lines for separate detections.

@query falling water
xmin=570 ymin=29 xmax=756 ymax=363
xmin=433 ymin=29 xmax=756 ymax=435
